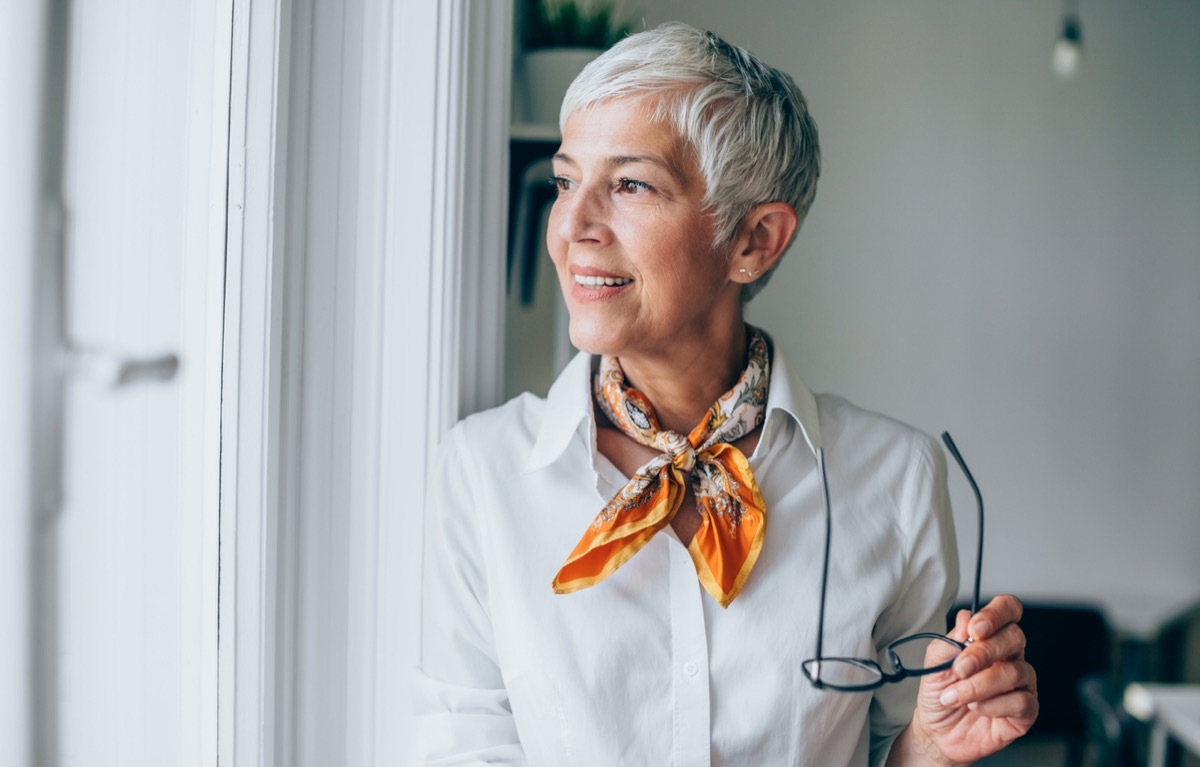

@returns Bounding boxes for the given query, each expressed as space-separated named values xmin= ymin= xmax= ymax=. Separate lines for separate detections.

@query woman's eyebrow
xmin=608 ymin=154 xmax=665 ymax=168
xmin=553 ymin=151 xmax=684 ymax=182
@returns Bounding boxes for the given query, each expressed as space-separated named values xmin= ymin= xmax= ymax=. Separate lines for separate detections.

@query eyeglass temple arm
xmin=940 ymin=432 xmax=983 ymax=616
xmin=813 ymin=448 xmax=832 ymax=680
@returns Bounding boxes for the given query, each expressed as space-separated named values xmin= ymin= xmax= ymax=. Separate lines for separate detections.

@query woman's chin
xmin=566 ymin=330 xmax=607 ymax=357
xmin=566 ymin=321 xmax=627 ymax=358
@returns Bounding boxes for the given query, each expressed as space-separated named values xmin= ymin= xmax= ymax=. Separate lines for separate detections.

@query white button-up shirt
xmin=415 ymin=342 xmax=958 ymax=766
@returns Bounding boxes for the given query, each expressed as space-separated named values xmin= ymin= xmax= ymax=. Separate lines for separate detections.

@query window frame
xmin=219 ymin=0 xmax=510 ymax=763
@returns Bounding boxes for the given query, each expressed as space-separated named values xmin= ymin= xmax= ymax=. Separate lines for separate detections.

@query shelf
xmin=510 ymin=122 xmax=561 ymax=142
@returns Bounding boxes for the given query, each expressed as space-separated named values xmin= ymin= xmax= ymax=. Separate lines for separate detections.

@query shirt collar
xmin=523 ymin=336 xmax=824 ymax=471
xmin=761 ymin=336 xmax=822 ymax=456
xmin=526 ymin=350 xmax=595 ymax=472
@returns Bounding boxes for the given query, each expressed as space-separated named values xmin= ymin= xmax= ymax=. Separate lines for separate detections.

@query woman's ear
xmin=729 ymin=202 xmax=799 ymax=284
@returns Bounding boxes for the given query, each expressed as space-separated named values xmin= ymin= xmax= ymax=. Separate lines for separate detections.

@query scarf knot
xmin=552 ymin=327 xmax=772 ymax=608
xmin=652 ymin=431 xmax=696 ymax=472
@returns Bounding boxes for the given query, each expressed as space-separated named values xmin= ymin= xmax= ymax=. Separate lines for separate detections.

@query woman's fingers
xmin=970 ymin=688 xmax=1040 ymax=721
xmin=927 ymin=594 xmax=1034 ymax=708
xmin=953 ymin=622 xmax=1027 ymax=678
xmin=939 ymin=658 xmax=1038 ymax=708
xmin=948 ymin=609 xmax=970 ymax=642
xmin=967 ymin=594 xmax=1024 ymax=642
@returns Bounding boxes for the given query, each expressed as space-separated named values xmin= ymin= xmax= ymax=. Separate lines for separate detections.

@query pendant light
xmin=1053 ymin=0 xmax=1083 ymax=79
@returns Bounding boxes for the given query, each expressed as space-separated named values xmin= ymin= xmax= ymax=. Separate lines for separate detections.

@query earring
xmin=739 ymin=267 xmax=759 ymax=277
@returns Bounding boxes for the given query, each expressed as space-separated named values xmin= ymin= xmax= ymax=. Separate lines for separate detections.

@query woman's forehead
xmin=559 ymin=99 xmax=698 ymax=175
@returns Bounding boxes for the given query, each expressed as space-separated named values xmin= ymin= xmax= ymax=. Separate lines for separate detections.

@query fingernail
xmin=971 ymin=620 xmax=991 ymax=640
xmin=955 ymin=653 xmax=978 ymax=677
xmin=939 ymin=688 xmax=959 ymax=706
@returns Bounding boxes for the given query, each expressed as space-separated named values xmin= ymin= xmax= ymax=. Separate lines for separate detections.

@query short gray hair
xmin=561 ymin=22 xmax=821 ymax=300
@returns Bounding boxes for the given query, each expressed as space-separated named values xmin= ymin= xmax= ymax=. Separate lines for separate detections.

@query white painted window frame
xmin=0 ymin=2 xmax=51 ymax=763
xmin=219 ymin=0 xmax=510 ymax=764
xmin=4 ymin=2 xmax=229 ymax=763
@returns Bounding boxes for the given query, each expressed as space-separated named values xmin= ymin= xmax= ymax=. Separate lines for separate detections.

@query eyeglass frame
xmin=801 ymin=432 xmax=984 ymax=692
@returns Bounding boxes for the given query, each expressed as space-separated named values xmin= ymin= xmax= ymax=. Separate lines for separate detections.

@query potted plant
xmin=520 ymin=0 xmax=634 ymax=125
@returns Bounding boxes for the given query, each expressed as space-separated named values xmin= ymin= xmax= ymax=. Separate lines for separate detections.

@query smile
xmin=573 ymin=275 xmax=633 ymax=288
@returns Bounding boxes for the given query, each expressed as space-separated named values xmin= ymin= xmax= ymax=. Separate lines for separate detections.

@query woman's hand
xmin=899 ymin=594 xmax=1039 ymax=766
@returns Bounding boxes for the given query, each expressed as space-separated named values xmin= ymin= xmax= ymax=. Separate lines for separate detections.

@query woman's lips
xmin=569 ymin=271 xmax=634 ymax=301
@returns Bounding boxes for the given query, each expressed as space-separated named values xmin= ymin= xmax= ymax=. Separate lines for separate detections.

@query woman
xmin=416 ymin=22 xmax=1037 ymax=766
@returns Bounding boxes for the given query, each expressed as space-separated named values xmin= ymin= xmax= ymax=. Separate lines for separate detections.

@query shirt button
xmin=683 ymin=661 xmax=699 ymax=677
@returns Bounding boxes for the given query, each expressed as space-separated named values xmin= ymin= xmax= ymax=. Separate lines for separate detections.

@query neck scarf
xmin=552 ymin=328 xmax=770 ymax=608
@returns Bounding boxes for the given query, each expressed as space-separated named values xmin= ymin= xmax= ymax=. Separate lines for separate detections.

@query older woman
xmin=417 ymin=22 xmax=1037 ymax=766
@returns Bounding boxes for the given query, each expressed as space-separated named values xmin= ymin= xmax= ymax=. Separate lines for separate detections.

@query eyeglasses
xmin=801 ymin=432 xmax=983 ymax=692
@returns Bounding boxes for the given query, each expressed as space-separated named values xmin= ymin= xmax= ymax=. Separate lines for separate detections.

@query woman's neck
xmin=608 ymin=323 xmax=750 ymax=434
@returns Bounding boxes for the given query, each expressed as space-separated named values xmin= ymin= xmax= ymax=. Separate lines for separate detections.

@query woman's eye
xmin=616 ymin=177 xmax=651 ymax=194
xmin=549 ymin=176 xmax=573 ymax=193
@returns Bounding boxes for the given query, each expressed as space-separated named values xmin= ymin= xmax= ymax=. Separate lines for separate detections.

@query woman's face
xmin=547 ymin=99 xmax=743 ymax=361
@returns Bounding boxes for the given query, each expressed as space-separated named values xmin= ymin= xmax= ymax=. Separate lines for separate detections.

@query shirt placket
xmin=669 ymin=538 xmax=711 ymax=767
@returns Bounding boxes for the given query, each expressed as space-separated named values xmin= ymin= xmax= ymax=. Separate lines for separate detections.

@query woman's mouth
xmin=573 ymin=274 xmax=633 ymax=288
xmin=570 ymin=271 xmax=634 ymax=302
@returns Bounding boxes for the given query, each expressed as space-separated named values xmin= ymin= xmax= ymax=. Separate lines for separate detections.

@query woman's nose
xmin=553 ymin=184 xmax=609 ymax=244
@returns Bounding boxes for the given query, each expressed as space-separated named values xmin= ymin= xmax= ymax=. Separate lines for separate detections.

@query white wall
xmin=633 ymin=0 xmax=1200 ymax=629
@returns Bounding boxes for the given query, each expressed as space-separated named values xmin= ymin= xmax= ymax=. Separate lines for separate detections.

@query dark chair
xmin=950 ymin=601 xmax=1113 ymax=767
xmin=1078 ymin=672 xmax=1146 ymax=767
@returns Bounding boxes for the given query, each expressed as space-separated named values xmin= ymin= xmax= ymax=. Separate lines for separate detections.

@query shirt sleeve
xmin=413 ymin=426 xmax=530 ymax=766
xmin=867 ymin=432 xmax=961 ymax=767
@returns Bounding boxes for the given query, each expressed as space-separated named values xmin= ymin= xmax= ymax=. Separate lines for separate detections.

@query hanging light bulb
xmin=1053 ymin=6 xmax=1083 ymax=79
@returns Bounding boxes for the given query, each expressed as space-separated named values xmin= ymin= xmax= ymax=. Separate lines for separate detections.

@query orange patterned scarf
xmin=552 ymin=328 xmax=770 ymax=608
